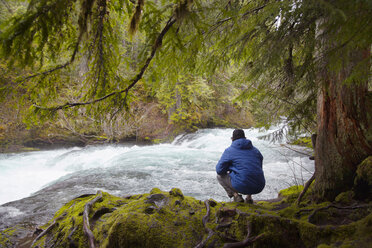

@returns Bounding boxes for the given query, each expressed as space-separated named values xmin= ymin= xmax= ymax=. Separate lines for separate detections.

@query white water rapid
xmin=0 ymin=127 xmax=314 ymax=207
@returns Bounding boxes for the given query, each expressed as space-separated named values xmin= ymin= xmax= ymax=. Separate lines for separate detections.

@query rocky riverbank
xmin=0 ymin=101 xmax=254 ymax=154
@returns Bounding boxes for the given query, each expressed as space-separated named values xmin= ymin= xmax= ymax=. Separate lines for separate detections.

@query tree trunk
xmin=314 ymin=42 xmax=372 ymax=200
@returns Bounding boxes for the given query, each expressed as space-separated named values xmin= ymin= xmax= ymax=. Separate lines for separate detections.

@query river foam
xmin=0 ymin=127 xmax=314 ymax=205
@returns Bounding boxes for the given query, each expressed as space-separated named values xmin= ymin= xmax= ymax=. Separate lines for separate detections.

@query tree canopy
xmin=1 ymin=0 xmax=371 ymax=200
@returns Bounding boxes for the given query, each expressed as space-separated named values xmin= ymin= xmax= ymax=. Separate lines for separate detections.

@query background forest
xmin=0 ymin=0 xmax=256 ymax=152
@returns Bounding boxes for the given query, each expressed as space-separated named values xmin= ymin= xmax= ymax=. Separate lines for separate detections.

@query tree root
xmin=83 ymin=191 xmax=103 ymax=248
xmin=296 ymin=173 xmax=315 ymax=206
xmin=68 ymin=218 xmax=78 ymax=248
xmin=295 ymin=203 xmax=372 ymax=222
xmin=296 ymin=134 xmax=316 ymax=206
xmin=307 ymin=203 xmax=372 ymax=223
xmin=31 ymin=213 xmax=67 ymax=247
xmin=222 ymin=221 xmax=265 ymax=248
xmin=194 ymin=200 xmax=215 ymax=248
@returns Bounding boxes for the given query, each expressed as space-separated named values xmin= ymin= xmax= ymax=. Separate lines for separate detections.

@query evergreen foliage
xmin=0 ymin=1 xmax=371 ymax=142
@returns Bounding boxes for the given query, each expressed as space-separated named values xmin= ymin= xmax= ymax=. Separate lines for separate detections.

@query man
xmin=216 ymin=129 xmax=265 ymax=203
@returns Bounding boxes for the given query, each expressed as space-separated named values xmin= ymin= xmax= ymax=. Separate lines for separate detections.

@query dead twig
xmin=83 ymin=191 xmax=103 ymax=248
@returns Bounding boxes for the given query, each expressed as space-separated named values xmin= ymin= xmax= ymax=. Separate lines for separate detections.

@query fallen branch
xmin=31 ymin=213 xmax=67 ymax=247
xmin=194 ymin=200 xmax=215 ymax=248
xmin=222 ymin=221 xmax=265 ymax=248
xmin=280 ymin=144 xmax=312 ymax=157
xmin=83 ymin=191 xmax=103 ymax=248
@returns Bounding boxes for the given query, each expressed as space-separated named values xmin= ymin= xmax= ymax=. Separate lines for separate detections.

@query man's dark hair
xmin=232 ymin=129 xmax=245 ymax=141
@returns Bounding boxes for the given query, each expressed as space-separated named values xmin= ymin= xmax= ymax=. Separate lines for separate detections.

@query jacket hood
xmin=231 ymin=138 xmax=253 ymax=150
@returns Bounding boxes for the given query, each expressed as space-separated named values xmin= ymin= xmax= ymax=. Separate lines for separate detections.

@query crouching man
xmin=216 ymin=129 xmax=265 ymax=203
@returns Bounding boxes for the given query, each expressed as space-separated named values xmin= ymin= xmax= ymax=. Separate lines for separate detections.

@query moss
xmin=278 ymin=185 xmax=304 ymax=204
xmin=317 ymin=244 xmax=332 ymax=248
xmin=335 ymin=191 xmax=355 ymax=204
xmin=279 ymin=185 xmax=304 ymax=197
xmin=20 ymin=147 xmax=40 ymax=152
xmin=0 ymin=225 xmax=32 ymax=248
xmin=150 ymin=187 xmax=163 ymax=194
xmin=0 ymin=227 xmax=15 ymax=247
xmin=97 ymin=189 xmax=209 ymax=248
xmin=354 ymin=156 xmax=372 ymax=200
xmin=290 ymin=136 xmax=313 ymax=149
xmin=29 ymin=187 xmax=372 ymax=248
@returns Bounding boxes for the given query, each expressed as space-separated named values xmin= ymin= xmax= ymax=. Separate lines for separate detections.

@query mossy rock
xmin=20 ymin=187 xmax=372 ymax=248
xmin=354 ymin=156 xmax=372 ymax=200
xmin=30 ymin=189 xmax=222 ymax=248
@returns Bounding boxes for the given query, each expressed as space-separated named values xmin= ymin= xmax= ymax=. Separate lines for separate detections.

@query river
xmin=0 ymin=127 xmax=314 ymax=228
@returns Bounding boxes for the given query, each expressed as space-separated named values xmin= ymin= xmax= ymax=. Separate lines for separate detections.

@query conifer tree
xmin=0 ymin=0 xmax=371 ymax=201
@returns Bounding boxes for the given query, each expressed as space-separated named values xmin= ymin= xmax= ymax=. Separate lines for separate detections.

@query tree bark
xmin=314 ymin=30 xmax=372 ymax=200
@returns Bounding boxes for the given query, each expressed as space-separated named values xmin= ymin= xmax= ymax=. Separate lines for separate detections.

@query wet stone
xmin=146 ymin=194 xmax=166 ymax=203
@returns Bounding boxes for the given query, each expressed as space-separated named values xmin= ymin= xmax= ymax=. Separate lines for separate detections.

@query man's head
xmin=232 ymin=129 xmax=245 ymax=141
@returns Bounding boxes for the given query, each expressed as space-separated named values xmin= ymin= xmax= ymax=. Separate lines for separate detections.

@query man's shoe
xmin=245 ymin=197 xmax=253 ymax=204
xmin=233 ymin=194 xmax=244 ymax=203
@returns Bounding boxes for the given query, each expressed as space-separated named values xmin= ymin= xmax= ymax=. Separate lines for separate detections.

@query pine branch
xmin=206 ymin=4 xmax=268 ymax=37
xmin=16 ymin=20 xmax=84 ymax=87
xmin=0 ymin=0 xmax=13 ymax=13
xmin=33 ymin=16 xmax=177 ymax=112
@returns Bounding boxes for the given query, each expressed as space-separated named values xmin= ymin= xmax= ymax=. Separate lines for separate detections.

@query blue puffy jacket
xmin=216 ymin=138 xmax=265 ymax=195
